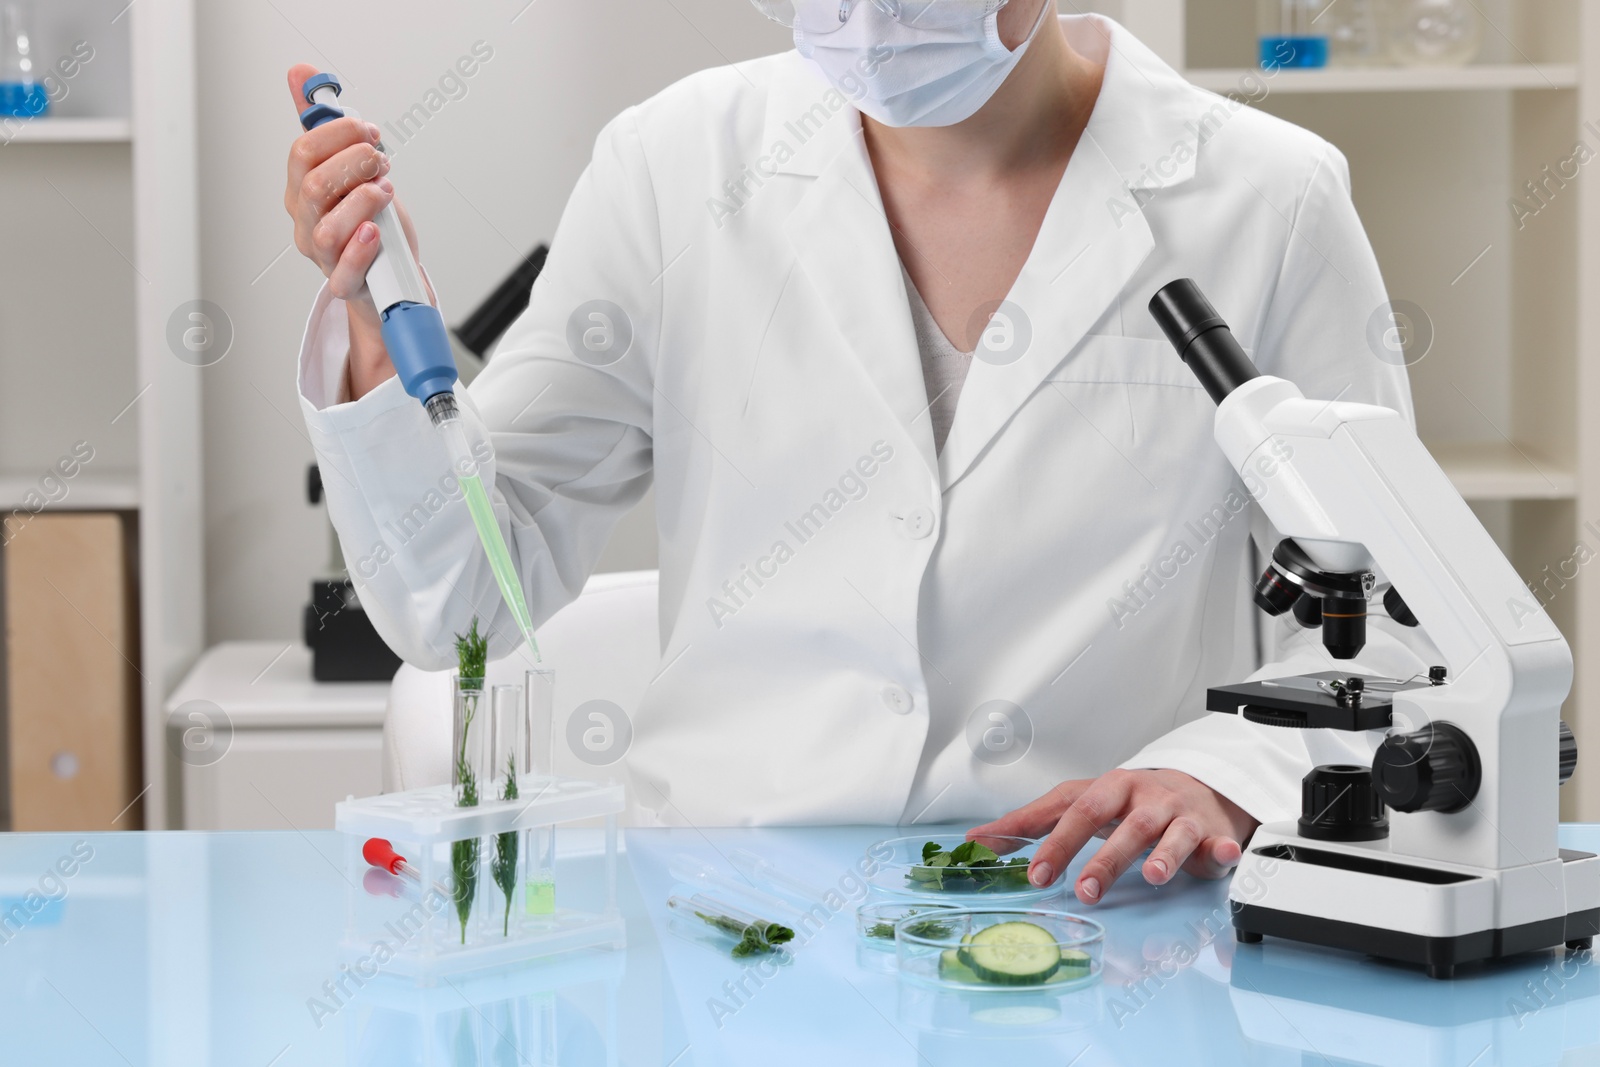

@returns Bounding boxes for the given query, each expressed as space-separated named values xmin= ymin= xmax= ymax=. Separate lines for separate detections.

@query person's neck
xmin=861 ymin=17 xmax=1104 ymax=182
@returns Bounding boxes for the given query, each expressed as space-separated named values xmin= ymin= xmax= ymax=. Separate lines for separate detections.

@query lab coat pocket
xmin=1043 ymin=335 xmax=1215 ymax=479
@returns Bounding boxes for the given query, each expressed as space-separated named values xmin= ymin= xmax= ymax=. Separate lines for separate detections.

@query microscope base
xmin=1232 ymin=901 xmax=1598 ymax=979
xmin=1229 ymin=826 xmax=1600 ymax=979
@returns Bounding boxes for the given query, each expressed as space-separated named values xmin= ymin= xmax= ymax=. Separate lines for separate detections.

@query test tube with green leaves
xmin=525 ymin=668 xmax=556 ymax=915
xmin=450 ymin=621 xmax=490 ymax=943
xmin=488 ymin=683 xmax=523 ymax=936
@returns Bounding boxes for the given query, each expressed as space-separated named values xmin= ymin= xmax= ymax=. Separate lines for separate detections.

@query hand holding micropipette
xmin=283 ymin=64 xmax=414 ymax=398
xmin=290 ymin=67 xmax=540 ymax=663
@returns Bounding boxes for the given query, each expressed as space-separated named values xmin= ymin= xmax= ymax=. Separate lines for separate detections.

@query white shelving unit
xmin=1113 ymin=0 xmax=1598 ymax=819
xmin=1185 ymin=63 xmax=1579 ymax=92
xmin=0 ymin=0 xmax=201 ymax=829
xmin=0 ymin=116 xmax=132 ymax=144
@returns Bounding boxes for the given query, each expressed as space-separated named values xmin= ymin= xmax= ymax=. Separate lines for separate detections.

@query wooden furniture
xmin=3 ymin=514 xmax=138 ymax=830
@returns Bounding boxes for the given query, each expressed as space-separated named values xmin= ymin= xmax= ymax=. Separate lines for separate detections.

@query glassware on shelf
xmin=1326 ymin=0 xmax=1385 ymax=67
xmin=1257 ymin=0 xmax=1331 ymax=70
xmin=1386 ymin=0 xmax=1483 ymax=68
xmin=0 ymin=3 xmax=46 ymax=118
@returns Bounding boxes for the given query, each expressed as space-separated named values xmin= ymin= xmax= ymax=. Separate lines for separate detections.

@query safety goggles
xmin=750 ymin=0 xmax=1011 ymax=34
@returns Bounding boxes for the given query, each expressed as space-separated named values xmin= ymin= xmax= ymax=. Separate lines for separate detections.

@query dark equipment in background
xmin=303 ymin=245 xmax=549 ymax=682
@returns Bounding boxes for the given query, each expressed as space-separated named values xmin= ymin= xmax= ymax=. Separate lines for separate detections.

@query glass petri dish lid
xmin=867 ymin=833 xmax=1058 ymax=903
xmin=895 ymin=908 xmax=1104 ymax=993
xmin=856 ymin=901 xmax=962 ymax=951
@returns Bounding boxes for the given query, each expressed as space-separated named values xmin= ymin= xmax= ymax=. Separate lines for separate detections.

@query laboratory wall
xmin=194 ymin=0 xmax=790 ymax=642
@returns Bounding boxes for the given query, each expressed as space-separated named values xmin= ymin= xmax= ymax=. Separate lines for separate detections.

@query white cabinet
xmin=165 ymin=643 xmax=388 ymax=830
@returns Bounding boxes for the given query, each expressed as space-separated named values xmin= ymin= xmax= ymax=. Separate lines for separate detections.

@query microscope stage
xmin=1207 ymin=672 xmax=1434 ymax=731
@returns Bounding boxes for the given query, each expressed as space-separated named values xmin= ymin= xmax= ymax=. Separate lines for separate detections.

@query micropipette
xmin=298 ymin=72 xmax=540 ymax=663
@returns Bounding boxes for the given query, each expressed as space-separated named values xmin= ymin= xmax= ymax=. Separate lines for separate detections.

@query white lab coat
xmin=298 ymin=16 xmax=1427 ymax=827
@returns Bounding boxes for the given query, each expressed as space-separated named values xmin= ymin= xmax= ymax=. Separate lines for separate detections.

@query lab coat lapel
xmin=936 ymin=17 xmax=1198 ymax=491
xmin=783 ymin=130 xmax=940 ymax=481
xmin=935 ymin=133 xmax=1154 ymax=491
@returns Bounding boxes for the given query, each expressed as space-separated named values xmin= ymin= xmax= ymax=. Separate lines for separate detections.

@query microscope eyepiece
xmin=1149 ymin=279 xmax=1262 ymax=405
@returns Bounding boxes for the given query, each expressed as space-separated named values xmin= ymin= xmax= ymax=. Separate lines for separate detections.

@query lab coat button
xmin=902 ymin=506 xmax=936 ymax=540
xmin=881 ymin=685 xmax=914 ymax=715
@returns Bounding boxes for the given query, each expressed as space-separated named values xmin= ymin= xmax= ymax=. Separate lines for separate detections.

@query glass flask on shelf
xmin=0 ymin=4 xmax=47 ymax=118
xmin=1386 ymin=0 xmax=1483 ymax=67
xmin=1326 ymin=0 xmax=1386 ymax=67
xmin=1257 ymin=0 xmax=1331 ymax=70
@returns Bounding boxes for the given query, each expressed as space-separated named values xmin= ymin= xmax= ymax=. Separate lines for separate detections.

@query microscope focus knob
xmin=1372 ymin=722 xmax=1481 ymax=814
xmin=1560 ymin=720 xmax=1578 ymax=786
xmin=1299 ymin=764 xmax=1388 ymax=841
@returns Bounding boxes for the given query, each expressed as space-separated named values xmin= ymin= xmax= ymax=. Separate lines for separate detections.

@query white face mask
xmin=796 ymin=1 xmax=1052 ymax=128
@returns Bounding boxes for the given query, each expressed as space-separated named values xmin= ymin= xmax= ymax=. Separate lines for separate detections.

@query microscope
xmin=1149 ymin=280 xmax=1598 ymax=978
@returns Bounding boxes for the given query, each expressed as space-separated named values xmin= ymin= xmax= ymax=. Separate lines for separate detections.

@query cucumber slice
xmin=963 ymin=921 xmax=1061 ymax=986
xmin=1058 ymin=948 xmax=1092 ymax=972
xmin=956 ymin=931 xmax=977 ymax=968
xmin=1037 ymin=949 xmax=1094 ymax=984
xmin=939 ymin=948 xmax=982 ymax=983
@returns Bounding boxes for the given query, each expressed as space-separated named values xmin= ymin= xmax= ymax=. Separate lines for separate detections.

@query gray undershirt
xmin=904 ymin=273 xmax=974 ymax=455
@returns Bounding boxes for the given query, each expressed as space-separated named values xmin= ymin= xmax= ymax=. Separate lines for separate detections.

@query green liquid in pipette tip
xmin=459 ymin=473 xmax=542 ymax=662
xmin=525 ymin=879 xmax=556 ymax=915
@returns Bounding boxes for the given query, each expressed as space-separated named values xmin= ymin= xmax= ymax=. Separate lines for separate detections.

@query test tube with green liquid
xmin=524 ymin=668 xmax=557 ymax=916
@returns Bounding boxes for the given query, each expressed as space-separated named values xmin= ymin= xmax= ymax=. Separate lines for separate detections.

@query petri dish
xmin=867 ymin=833 xmax=1060 ymax=904
xmin=857 ymin=901 xmax=962 ymax=951
xmin=895 ymin=907 xmax=1104 ymax=993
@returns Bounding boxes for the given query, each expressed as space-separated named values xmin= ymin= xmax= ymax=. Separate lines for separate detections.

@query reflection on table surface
xmin=0 ymin=824 xmax=1596 ymax=1065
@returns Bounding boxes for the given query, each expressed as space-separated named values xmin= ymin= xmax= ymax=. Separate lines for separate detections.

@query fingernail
xmin=1079 ymin=877 xmax=1100 ymax=902
xmin=1148 ymin=857 xmax=1169 ymax=881
xmin=357 ymin=222 xmax=378 ymax=243
xmin=377 ymin=152 xmax=391 ymax=173
xmin=376 ymin=177 xmax=394 ymax=194
xmin=367 ymin=122 xmax=381 ymax=142
xmin=1030 ymin=862 xmax=1054 ymax=887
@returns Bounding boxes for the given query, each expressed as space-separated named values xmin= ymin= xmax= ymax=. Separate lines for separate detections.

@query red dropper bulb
xmin=363 ymin=837 xmax=405 ymax=875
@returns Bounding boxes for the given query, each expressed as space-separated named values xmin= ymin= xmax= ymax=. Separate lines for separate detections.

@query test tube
xmin=668 ymin=853 xmax=806 ymax=923
xmin=489 ymin=685 xmax=523 ymax=799
xmin=666 ymin=893 xmax=794 ymax=952
xmin=728 ymin=847 xmax=829 ymax=906
xmin=451 ymin=675 xmax=491 ymax=941
xmin=488 ymin=684 xmax=524 ymax=936
xmin=525 ymin=668 xmax=557 ymax=915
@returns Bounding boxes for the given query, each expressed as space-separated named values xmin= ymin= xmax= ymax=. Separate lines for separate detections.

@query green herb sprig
xmin=694 ymin=911 xmax=795 ymax=958
xmin=451 ymin=619 xmax=489 ymax=944
xmin=866 ymin=917 xmax=955 ymax=940
xmin=907 ymin=840 xmax=1030 ymax=892
xmin=491 ymin=751 xmax=520 ymax=936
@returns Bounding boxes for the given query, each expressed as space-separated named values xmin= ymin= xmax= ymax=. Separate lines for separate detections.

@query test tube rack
xmin=336 ymin=775 xmax=625 ymax=982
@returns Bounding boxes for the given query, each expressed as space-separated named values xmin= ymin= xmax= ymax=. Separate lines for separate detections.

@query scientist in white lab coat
xmin=284 ymin=3 xmax=1422 ymax=905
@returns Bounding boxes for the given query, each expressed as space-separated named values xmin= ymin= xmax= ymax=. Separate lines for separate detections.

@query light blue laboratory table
xmin=2 ymin=824 xmax=1597 ymax=1066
